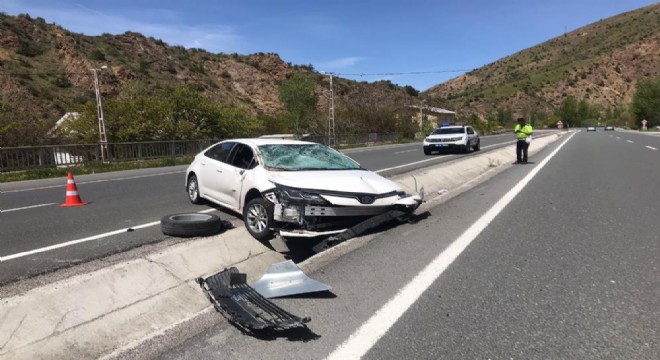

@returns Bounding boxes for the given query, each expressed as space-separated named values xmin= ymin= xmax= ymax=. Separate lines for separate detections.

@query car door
xmin=198 ymin=141 xmax=237 ymax=206
xmin=218 ymin=143 xmax=257 ymax=210
xmin=466 ymin=126 xmax=476 ymax=147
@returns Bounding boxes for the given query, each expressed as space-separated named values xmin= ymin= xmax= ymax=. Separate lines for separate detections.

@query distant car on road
xmin=423 ymin=125 xmax=480 ymax=155
xmin=604 ymin=125 xmax=615 ymax=131
xmin=587 ymin=126 xmax=596 ymax=132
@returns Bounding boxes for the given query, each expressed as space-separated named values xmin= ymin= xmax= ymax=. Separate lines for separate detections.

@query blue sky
xmin=2 ymin=0 xmax=657 ymax=90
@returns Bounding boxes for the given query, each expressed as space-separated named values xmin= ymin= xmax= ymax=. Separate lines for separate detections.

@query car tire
xmin=463 ymin=143 xmax=471 ymax=153
xmin=423 ymin=148 xmax=432 ymax=155
xmin=187 ymin=174 xmax=203 ymax=204
xmin=161 ymin=213 xmax=224 ymax=237
xmin=243 ymin=197 xmax=274 ymax=241
xmin=473 ymin=139 xmax=481 ymax=151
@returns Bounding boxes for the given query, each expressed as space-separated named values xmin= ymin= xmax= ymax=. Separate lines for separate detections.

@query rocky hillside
xmin=1 ymin=4 xmax=658 ymax=138
xmin=0 ymin=13 xmax=416 ymax=132
xmin=423 ymin=3 xmax=660 ymax=118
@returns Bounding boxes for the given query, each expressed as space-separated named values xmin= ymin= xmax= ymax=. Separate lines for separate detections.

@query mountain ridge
xmin=0 ymin=4 xmax=658 ymax=145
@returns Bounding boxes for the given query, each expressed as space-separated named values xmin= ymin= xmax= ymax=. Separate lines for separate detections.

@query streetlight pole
xmin=92 ymin=65 xmax=108 ymax=161
xmin=321 ymin=71 xmax=336 ymax=146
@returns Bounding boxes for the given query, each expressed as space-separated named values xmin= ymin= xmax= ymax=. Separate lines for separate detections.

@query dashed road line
xmin=2 ymin=171 xmax=185 ymax=193
xmin=0 ymin=208 xmax=217 ymax=262
xmin=0 ymin=203 xmax=57 ymax=213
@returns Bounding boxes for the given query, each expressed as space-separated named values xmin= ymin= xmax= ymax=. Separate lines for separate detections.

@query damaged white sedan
xmin=185 ymin=139 xmax=422 ymax=240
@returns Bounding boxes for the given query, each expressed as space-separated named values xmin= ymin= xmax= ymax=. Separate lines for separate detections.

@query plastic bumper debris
xmin=253 ymin=260 xmax=331 ymax=298
xmin=197 ymin=267 xmax=310 ymax=331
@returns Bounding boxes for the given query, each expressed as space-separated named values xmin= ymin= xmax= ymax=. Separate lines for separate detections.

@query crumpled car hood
xmin=268 ymin=170 xmax=400 ymax=194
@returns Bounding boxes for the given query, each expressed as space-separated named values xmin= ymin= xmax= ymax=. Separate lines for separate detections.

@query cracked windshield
xmin=259 ymin=144 xmax=360 ymax=170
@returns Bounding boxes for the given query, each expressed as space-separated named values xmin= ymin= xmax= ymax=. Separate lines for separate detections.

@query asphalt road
xmin=0 ymin=133 xmax=520 ymax=284
xmin=147 ymin=130 xmax=659 ymax=359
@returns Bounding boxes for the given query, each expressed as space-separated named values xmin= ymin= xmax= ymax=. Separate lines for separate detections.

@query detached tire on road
xmin=161 ymin=213 xmax=224 ymax=237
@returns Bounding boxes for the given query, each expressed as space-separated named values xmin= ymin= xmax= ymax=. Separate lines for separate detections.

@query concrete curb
xmin=0 ymin=132 xmax=566 ymax=360
xmin=0 ymin=228 xmax=285 ymax=360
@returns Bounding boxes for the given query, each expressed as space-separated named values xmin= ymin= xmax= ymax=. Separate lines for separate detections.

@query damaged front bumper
xmin=266 ymin=183 xmax=423 ymax=238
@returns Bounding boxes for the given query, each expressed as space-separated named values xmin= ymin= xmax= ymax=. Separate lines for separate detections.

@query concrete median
xmin=0 ymin=132 xmax=565 ymax=360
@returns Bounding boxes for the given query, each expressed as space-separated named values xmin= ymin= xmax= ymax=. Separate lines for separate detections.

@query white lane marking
xmin=2 ymin=171 xmax=185 ymax=193
xmin=0 ymin=207 xmax=218 ymax=262
xmin=375 ymin=143 xmax=503 ymax=173
xmin=627 ymin=140 xmax=634 ymax=143
xmin=616 ymin=137 xmax=621 ymax=139
xmin=645 ymin=146 xmax=658 ymax=151
xmin=393 ymin=149 xmax=417 ymax=155
xmin=0 ymin=203 xmax=57 ymax=213
xmin=326 ymin=132 xmax=577 ymax=360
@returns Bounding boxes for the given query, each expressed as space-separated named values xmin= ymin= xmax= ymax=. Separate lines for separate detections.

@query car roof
xmin=220 ymin=138 xmax=317 ymax=146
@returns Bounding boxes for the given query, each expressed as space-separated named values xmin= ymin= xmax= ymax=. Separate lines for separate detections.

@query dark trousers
xmin=516 ymin=139 xmax=529 ymax=162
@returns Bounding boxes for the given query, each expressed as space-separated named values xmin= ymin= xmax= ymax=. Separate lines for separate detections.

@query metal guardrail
xmin=0 ymin=134 xmax=415 ymax=172
xmin=0 ymin=140 xmax=213 ymax=172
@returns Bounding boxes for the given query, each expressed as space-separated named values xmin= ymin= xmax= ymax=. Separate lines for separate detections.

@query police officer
xmin=514 ymin=117 xmax=533 ymax=164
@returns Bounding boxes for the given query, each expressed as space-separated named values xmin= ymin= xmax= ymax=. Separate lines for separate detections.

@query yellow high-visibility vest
xmin=515 ymin=124 xmax=533 ymax=139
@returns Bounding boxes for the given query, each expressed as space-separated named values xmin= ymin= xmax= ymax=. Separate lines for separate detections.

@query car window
xmin=204 ymin=142 xmax=235 ymax=163
xmin=228 ymin=143 xmax=256 ymax=169
xmin=431 ymin=127 xmax=465 ymax=135
xmin=259 ymin=143 xmax=361 ymax=171
xmin=467 ymin=127 xmax=475 ymax=135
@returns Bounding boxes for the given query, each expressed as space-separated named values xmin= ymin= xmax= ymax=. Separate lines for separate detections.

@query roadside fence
xmin=0 ymin=140 xmax=213 ymax=172
xmin=0 ymin=133 xmax=415 ymax=172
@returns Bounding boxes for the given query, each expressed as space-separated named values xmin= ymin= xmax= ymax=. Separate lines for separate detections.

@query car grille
xmin=427 ymin=138 xmax=458 ymax=143
xmin=306 ymin=205 xmax=391 ymax=216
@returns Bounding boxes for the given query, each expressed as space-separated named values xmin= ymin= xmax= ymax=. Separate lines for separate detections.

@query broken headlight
xmin=274 ymin=184 xmax=329 ymax=205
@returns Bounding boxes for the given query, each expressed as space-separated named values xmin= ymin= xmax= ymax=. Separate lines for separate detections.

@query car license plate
xmin=435 ymin=144 xmax=447 ymax=147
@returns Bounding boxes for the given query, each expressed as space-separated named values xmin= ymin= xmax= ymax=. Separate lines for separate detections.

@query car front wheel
xmin=473 ymin=139 xmax=480 ymax=151
xmin=243 ymin=197 xmax=274 ymax=240
xmin=187 ymin=174 xmax=203 ymax=204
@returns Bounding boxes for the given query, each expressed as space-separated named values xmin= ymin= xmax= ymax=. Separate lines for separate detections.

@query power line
xmin=334 ymin=69 xmax=473 ymax=77
xmin=0 ymin=68 xmax=474 ymax=77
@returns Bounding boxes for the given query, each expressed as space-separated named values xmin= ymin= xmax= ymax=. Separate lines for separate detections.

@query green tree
xmin=556 ymin=96 xmax=579 ymax=127
xmin=489 ymin=107 xmax=514 ymax=128
xmin=0 ymin=102 xmax=50 ymax=146
xmin=65 ymin=84 xmax=261 ymax=142
xmin=630 ymin=76 xmax=660 ymax=127
xmin=403 ymin=85 xmax=419 ymax=97
xmin=278 ymin=73 xmax=318 ymax=136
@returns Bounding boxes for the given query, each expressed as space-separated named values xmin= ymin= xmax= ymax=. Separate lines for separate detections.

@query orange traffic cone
xmin=61 ymin=172 xmax=87 ymax=207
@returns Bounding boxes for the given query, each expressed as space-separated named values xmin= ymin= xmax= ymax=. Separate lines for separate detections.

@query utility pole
xmin=92 ymin=66 xmax=108 ymax=161
xmin=321 ymin=71 xmax=336 ymax=146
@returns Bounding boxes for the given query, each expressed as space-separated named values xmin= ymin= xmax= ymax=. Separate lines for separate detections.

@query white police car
xmin=423 ymin=125 xmax=480 ymax=155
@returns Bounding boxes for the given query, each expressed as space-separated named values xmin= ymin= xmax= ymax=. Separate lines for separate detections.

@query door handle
xmin=216 ymin=168 xmax=222 ymax=173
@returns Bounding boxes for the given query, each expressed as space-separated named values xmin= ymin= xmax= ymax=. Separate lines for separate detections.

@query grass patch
xmin=0 ymin=157 xmax=193 ymax=183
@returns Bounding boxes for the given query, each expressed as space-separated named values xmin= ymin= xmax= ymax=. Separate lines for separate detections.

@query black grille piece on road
xmin=197 ymin=267 xmax=310 ymax=332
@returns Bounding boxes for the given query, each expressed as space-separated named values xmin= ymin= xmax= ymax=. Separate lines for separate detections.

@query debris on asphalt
xmin=437 ymin=188 xmax=449 ymax=196
xmin=312 ymin=208 xmax=413 ymax=253
xmin=269 ymin=234 xmax=291 ymax=253
xmin=197 ymin=267 xmax=310 ymax=332
xmin=252 ymin=260 xmax=331 ymax=298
